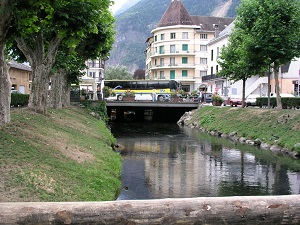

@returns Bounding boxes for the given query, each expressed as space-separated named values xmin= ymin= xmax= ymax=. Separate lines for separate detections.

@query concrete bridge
xmin=0 ymin=195 xmax=300 ymax=224
xmin=105 ymin=101 xmax=199 ymax=122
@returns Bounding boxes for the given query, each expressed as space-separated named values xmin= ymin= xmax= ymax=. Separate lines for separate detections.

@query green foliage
xmin=188 ymin=107 xmax=300 ymax=153
xmin=212 ymin=94 xmax=224 ymax=103
xmin=0 ymin=106 xmax=121 ymax=201
xmin=81 ymin=101 xmax=108 ymax=122
xmin=105 ymin=65 xmax=133 ymax=80
xmin=257 ymin=97 xmax=300 ymax=109
xmin=200 ymin=114 xmax=215 ymax=126
xmin=122 ymin=90 xmax=135 ymax=97
xmin=10 ymin=93 xmax=29 ymax=107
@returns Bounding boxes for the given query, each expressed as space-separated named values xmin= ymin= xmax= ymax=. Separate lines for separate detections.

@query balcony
xmin=150 ymin=50 xmax=195 ymax=58
xmin=202 ymin=74 xmax=225 ymax=82
xmin=151 ymin=64 xmax=196 ymax=70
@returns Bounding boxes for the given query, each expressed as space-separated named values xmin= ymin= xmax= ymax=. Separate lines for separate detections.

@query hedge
xmin=11 ymin=93 xmax=29 ymax=107
xmin=257 ymin=97 xmax=300 ymax=109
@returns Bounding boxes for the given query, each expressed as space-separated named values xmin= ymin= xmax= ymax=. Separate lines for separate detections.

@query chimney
xmin=213 ymin=24 xmax=219 ymax=37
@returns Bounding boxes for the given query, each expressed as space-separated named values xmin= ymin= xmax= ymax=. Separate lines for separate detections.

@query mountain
xmin=114 ymin=0 xmax=142 ymax=16
xmin=108 ymin=0 xmax=241 ymax=72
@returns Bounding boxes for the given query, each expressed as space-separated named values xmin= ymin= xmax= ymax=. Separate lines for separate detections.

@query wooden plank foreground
xmin=0 ymin=195 xmax=300 ymax=224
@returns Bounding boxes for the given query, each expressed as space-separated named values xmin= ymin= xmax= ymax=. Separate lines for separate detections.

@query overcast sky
xmin=110 ymin=0 xmax=126 ymax=13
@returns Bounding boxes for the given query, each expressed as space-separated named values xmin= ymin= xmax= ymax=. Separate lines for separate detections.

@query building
xmin=9 ymin=60 xmax=32 ymax=94
xmin=207 ymin=21 xmax=300 ymax=98
xmin=81 ymin=57 xmax=108 ymax=100
xmin=145 ymin=0 xmax=234 ymax=92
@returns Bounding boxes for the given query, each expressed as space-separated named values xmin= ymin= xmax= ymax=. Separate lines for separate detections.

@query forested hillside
xmin=108 ymin=0 xmax=241 ymax=72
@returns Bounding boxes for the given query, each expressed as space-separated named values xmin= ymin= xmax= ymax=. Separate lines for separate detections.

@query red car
xmin=229 ymin=95 xmax=242 ymax=107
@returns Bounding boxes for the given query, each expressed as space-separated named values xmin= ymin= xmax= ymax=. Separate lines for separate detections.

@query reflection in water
xmin=110 ymin=123 xmax=300 ymax=200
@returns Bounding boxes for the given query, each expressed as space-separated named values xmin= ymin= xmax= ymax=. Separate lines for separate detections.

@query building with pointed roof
xmin=145 ymin=0 xmax=234 ymax=92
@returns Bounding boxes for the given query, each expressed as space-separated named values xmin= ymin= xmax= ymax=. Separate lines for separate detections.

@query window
xmin=210 ymin=67 xmax=213 ymax=75
xmin=182 ymin=70 xmax=188 ymax=77
xmin=170 ymin=45 xmax=176 ymax=53
xmin=217 ymin=47 xmax=220 ymax=58
xmin=154 ymin=72 xmax=157 ymax=78
xmin=160 ymin=58 xmax=164 ymax=67
xmin=200 ymin=34 xmax=207 ymax=39
xmin=182 ymin=32 xmax=188 ymax=39
xmin=159 ymin=46 xmax=164 ymax=54
xmin=155 ymin=47 xmax=157 ymax=54
xmin=211 ymin=49 xmax=214 ymax=61
xmin=216 ymin=65 xmax=219 ymax=72
xmin=170 ymin=57 xmax=175 ymax=66
xmin=182 ymin=57 xmax=188 ymax=64
xmin=155 ymin=35 xmax=157 ymax=42
xmin=161 ymin=34 xmax=165 ymax=40
xmin=170 ymin=32 xmax=176 ymax=39
xmin=200 ymin=58 xmax=207 ymax=64
xmin=89 ymin=72 xmax=96 ymax=78
xmin=200 ymin=70 xmax=207 ymax=77
xmin=170 ymin=70 xmax=175 ymax=79
xmin=154 ymin=59 xmax=157 ymax=65
xmin=200 ymin=45 xmax=207 ymax=51
xmin=160 ymin=71 xmax=165 ymax=79
xmin=182 ymin=44 xmax=188 ymax=51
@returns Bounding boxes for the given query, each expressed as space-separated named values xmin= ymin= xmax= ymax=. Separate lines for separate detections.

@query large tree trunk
xmin=63 ymin=85 xmax=71 ymax=107
xmin=15 ymin=33 xmax=61 ymax=114
xmin=273 ymin=62 xmax=282 ymax=109
xmin=49 ymin=69 xmax=70 ymax=109
xmin=0 ymin=44 xmax=11 ymax=126
xmin=0 ymin=0 xmax=14 ymax=126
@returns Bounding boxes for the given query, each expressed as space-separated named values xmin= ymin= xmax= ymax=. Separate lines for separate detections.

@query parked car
xmin=194 ymin=92 xmax=213 ymax=103
xmin=11 ymin=90 xmax=22 ymax=94
xmin=246 ymin=95 xmax=259 ymax=107
xmin=229 ymin=95 xmax=242 ymax=107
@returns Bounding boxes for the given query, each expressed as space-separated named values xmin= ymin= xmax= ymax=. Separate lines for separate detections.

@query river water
xmin=110 ymin=122 xmax=300 ymax=200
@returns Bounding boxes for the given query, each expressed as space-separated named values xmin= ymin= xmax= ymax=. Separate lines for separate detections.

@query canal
xmin=110 ymin=122 xmax=300 ymax=200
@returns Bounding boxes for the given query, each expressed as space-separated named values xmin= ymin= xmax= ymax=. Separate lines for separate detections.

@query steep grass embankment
xmin=0 ymin=106 xmax=122 ymax=202
xmin=183 ymin=106 xmax=300 ymax=157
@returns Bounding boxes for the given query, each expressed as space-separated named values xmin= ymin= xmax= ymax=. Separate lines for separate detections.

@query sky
xmin=110 ymin=0 xmax=126 ymax=13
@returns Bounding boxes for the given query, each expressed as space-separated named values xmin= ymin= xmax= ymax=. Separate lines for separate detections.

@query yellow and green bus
xmin=103 ymin=80 xmax=181 ymax=101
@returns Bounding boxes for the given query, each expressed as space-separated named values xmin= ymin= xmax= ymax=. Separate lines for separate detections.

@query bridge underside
xmin=105 ymin=102 xmax=198 ymax=122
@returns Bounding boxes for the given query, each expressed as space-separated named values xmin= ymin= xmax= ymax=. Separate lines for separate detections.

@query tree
xmin=234 ymin=0 xmax=300 ymax=109
xmin=49 ymin=8 xmax=115 ymax=109
xmin=0 ymin=0 xmax=15 ymax=126
xmin=133 ymin=69 xmax=145 ymax=79
xmin=218 ymin=26 xmax=268 ymax=107
xmin=7 ymin=0 xmax=113 ymax=114
xmin=104 ymin=65 xmax=133 ymax=80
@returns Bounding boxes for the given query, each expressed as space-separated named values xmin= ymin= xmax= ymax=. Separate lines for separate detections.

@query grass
xmin=187 ymin=106 xmax=300 ymax=153
xmin=0 ymin=105 xmax=122 ymax=202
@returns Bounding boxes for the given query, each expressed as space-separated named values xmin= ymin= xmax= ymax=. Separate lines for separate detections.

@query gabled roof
xmin=192 ymin=16 xmax=234 ymax=32
xmin=9 ymin=60 xmax=32 ymax=72
xmin=157 ymin=0 xmax=194 ymax=27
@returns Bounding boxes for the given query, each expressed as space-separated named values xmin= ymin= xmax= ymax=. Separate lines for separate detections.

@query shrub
xmin=11 ymin=93 xmax=29 ymax=107
xmin=257 ymin=97 xmax=300 ymax=109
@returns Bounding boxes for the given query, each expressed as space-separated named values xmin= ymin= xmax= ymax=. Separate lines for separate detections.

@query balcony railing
xmin=202 ymin=74 xmax=225 ymax=82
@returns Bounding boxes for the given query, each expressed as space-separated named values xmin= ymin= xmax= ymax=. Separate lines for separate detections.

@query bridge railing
xmin=0 ymin=195 xmax=300 ymax=224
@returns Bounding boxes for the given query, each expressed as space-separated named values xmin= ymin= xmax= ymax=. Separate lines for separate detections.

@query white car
xmin=246 ymin=95 xmax=260 ymax=106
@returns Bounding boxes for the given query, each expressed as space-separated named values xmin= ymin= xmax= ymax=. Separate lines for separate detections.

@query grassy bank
xmin=186 ymin=106 xmax=300 ymax=154
xmin=0 ymin=106 xmax=122 ymax=202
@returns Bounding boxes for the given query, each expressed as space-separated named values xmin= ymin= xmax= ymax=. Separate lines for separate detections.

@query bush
xmin=257 ymin=97 xmax=300 ymax=109
xmin=11 ymin=93 xmax=29 ymax=107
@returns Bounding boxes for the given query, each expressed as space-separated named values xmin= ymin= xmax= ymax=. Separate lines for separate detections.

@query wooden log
xmin=0 ymin=195 xmax=300 ymax=224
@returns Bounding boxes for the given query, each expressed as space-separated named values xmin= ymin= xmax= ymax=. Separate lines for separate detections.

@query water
xmin=110 ymin=122 xmax=300 ymax=200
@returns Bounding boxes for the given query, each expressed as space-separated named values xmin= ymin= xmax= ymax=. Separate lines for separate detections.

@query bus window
xmin=137 ymin=82 xmax=148 ymax=89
